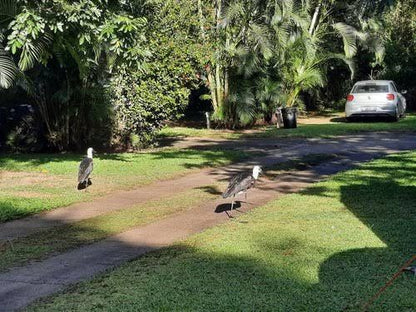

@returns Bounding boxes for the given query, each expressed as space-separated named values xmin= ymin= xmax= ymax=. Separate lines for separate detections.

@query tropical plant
xmin=195 ymin=0 xmax=385 ymax=127
xmin=379 ymin=0 xmax=416 ymax=98
xmin=2 ymin=0 xmax=149 ymax=150
xmin=196 ymin=0 xmax=274 ymax=127
xmin=0 ymin=0 xmax=19 ymax=89
xmin=109 ymin=0 xmax=204 ymax=148
xmin=270 ymin=0 xmax=385 ymax=110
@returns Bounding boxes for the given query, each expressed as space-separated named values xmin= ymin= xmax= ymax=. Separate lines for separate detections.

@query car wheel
xmin=392 ymin=107 xmax=399 ymax=122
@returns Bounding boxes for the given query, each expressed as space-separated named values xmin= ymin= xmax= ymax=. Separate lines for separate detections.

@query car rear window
xmin=353 ymin=84 xmax=389 ymax=93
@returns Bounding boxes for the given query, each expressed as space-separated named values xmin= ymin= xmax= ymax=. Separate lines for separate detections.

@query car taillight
xmin=346 ymin=94 xmax=354 ymax=102
xmin=387 ymin=94 xmax=395 ymax=101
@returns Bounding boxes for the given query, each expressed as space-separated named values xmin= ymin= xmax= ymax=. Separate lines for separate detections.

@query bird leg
xmin=231 ymin=195 xmax=235 ymax=211
xmin=245 ymin=192 xmax=247 ymax=201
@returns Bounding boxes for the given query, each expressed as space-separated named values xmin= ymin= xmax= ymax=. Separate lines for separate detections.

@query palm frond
xmin=0 ymin=0 xmax=18 ymax=24
xmin=325 ymin=53 xmax=356 ymax=79
xmin=18 ymin=34 xmax=51 ymax=71
xmin=333 ymin=22 xmax=367 ymax=58
xmin=247 ymin=23 xmax=272 ymax=59
xmin=255 ymin=77 xmax=282 ymax=104
xmin=233 ymin=88 xmax=256 ymax=126
xmin=225 ymin=1 xmax=244 ymax=24
xmin=0 ymin=47 xmax=18 ymax=88
xmin=294 ymin=66 xmax=325 ymax=89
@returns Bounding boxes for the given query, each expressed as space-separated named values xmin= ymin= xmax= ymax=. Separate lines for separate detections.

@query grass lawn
xmin=159 ymin=115 xmax=416 ymax=140
xmin=0 ymin=186 xmax=224 ymax=273
xmin=0 ymin=154 xmax=333 ymax=273
xmin=255 ymin=115 xmax=416 ymax=139
xmin=158 ymin=126 xmax=246 ymax=139
xmin=27 ymin=152 xmax=416 ymax=311
xmin=0 ymin=149 xmax=249 ymax=222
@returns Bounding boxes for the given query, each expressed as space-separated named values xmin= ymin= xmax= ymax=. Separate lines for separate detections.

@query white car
xmin=345 ymin=80 xmax=406 ymax=121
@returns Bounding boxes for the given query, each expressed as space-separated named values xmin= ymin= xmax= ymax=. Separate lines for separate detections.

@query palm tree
xmin=267 ymin=0 xmax=386 ymax=110
xmin=197 ymin=0 xmax=273 ymax=126
xmin=197 ymin=0 xmax=386 ymax=127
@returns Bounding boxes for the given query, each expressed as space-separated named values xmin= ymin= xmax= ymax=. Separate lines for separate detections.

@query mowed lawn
xmin=159 ymin=114 xmax=416 ymax=140
xmin=0 ymin=154 xmax=331 ymax=273
xmin=27 ymin=152 xmax=416 ymax=311
xmin=0 ymin=186 xmax=225 ymax=273
xmin=0 ymin=149 xmax=248 ymax=222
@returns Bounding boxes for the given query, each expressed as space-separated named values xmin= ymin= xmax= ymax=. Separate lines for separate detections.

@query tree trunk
xmin=309 ymin=2 xmax=322 ymax=35
xmin=197 ymin=0 xmax=219 ymax=112
xmin=224 ymin=28 xmax=230 ymax=100
xmin=215 ymin=0 xmax=224 ymax=117
xmin=198 ymin=0 xmax=229 ymax=124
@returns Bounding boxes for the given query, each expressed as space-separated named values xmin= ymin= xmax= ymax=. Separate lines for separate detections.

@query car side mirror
xmin=401 ymin=90 xmax=408 ymax=94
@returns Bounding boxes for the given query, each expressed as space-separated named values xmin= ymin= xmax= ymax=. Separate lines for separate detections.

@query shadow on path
xmin=2 ymin=134 xmax=416 ymax=311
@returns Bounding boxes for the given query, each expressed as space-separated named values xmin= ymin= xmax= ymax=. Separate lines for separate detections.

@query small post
xmin=276 ymin=107 xmax=284 ymax=128
xmin=205 ymin=111 xmax=211 ymax=129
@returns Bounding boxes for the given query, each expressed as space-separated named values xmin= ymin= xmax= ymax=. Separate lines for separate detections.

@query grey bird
xmin=77 ymin=147 xmax=94 ymax=190
xmin=222 ymin=165 xmax=262 ymax=210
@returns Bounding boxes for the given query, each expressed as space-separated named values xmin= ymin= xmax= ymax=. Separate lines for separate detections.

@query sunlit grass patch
xmin=26 ymin=151 xmax=416 ymax=312
xmin=254 ymin=115 xmax=416 ymax=139
xmin=0 ymin=185 xmax=225 ymax=273
xmin=158 ymin=126 xmax=247 ymax=139
xmin=159 ymin=115 xmax=416 ymax=140
xmin=0 ymin=149 xmax=249 ymax=222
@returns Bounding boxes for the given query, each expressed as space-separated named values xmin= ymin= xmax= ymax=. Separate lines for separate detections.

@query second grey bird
xmin=222 ymin=165 xmax=262 ymax=210
xmin=78 ymin=147 xmax=94 ymax=190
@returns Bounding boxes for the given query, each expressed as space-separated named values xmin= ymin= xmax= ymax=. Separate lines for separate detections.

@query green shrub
xmin=110 ymin=70 xmax=191 ymax=149
xmin=109 ymin=0 xmax=203 ymax=149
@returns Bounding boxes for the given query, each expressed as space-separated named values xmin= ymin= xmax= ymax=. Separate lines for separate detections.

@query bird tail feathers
xmin=77 ymin=181 xmax=87 ymax=190
xmin=77 ymin=179 xmax=92 ymax=190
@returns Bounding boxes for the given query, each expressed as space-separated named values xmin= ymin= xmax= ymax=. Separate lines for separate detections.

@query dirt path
xmin=0 ymin=132 xmax=415 ymax=242
xmin=0 ymin=133 xmax=415 ymax=311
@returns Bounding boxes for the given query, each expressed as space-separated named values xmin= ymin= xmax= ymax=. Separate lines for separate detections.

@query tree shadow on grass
xmin=0 ymin=149 xmax=245 ymax=169
xmin=31 ymin=236 xmax=414 ymax=311
xmin=0 ymin=152 xmax=131 ymax=168
xmin=315 ymin=163 xmax=416 ymax=310
xmin=7 ymin=154 xmax=416 ymax=311
xmin=159 ymin=178 xmax=416 ymax=311
xmin=5 ymin=136 xmax=416 ymax=310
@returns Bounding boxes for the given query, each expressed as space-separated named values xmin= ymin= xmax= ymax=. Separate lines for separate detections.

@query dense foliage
xmin=0 ymin=0 xmax=202 ymax=151
xmin=1 ymin=0 xmax=149 ymax=150
xmin=110 ymin=1 xmax=204 ymax=149
xmin=379 ymin=0 xmax=416 ymax=103
xmin=0 ymin=0 xmax=414 ymax=150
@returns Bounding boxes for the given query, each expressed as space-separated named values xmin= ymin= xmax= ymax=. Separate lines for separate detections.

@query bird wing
xmin=222 ymin=173 xmax=253 ymax=198
xmin=78 ymin=157 xmax=93 ymax=183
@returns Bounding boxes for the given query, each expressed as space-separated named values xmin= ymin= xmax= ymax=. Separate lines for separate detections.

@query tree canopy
xmin=0 ymin=0 xmax=413 ymax=151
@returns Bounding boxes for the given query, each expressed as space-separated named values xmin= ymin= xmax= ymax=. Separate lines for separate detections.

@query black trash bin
xmin=281 ymin=107 xmax=297 ymax=128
